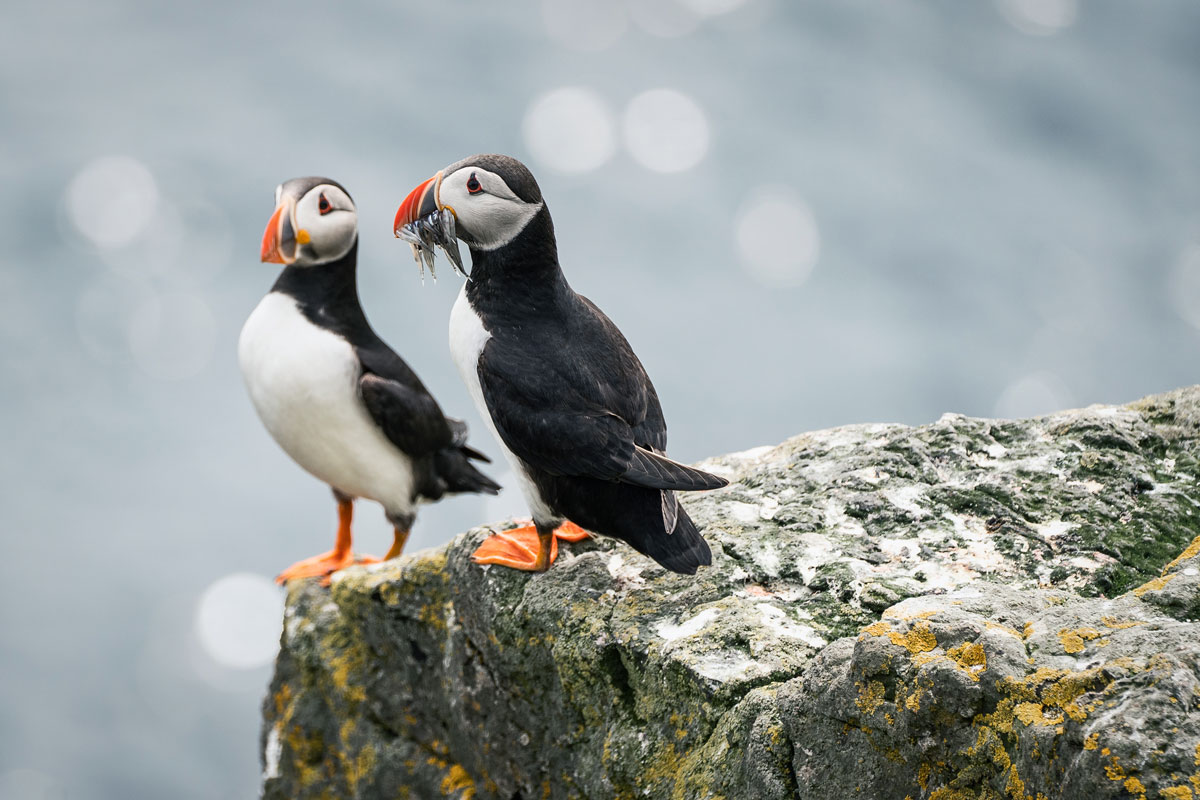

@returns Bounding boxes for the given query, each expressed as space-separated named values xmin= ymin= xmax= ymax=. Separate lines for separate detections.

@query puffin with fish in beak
xmin=240 ymin=176 xmax=500 ymax=584
xmin=394 ymin=155 xmax=727 ymax=574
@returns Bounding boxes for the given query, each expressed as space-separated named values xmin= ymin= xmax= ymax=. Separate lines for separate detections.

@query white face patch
xmin=290 ymin=184 xmax=357 ymax=266
xmin=438 ymin=167 xmax=543 ymax=251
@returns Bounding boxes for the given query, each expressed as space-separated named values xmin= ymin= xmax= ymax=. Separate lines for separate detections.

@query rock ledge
xmin=262 ymin=387 xmax=1200 ymax=799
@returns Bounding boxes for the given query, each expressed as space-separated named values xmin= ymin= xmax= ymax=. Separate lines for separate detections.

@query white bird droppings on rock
xmin=1036 ymin=519 xmax=1078 ymax=539
xmin=691 ymin=650 xmax=762 ymax=684
xmin=264 ymin=724 xmax=283 ymax=779
xmin=725 ymin=501 xmax=761 ymax=524
xmin=655 ymin=608 xmax=721 ymax=641
xmin=883 ymin=485 xmax=928 ymax=518
xmin=606 ymin=553 xmax=646 ymax=585
xmin=756 ymin=603 xmax=828 ymax=648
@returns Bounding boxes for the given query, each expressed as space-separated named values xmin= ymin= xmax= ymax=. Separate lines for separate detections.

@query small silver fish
xmin=398 ymin=209 xmax=469 ymax=282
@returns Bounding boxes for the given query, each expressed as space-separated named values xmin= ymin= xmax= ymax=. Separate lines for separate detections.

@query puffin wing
xmin=356 ymin=344 xmax=453 ymax=457
xmin=624 ymin=446 xmax=728 ymax=491
xmin=478 ymin=355 xmax=632 ymax=479
xmin=477 ymin=330 xmax=724 ymax=491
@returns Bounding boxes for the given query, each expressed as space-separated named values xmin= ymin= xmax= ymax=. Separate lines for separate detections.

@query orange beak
xmin=260 ymin=199 xmax=298 ymax=264
xmin=393 ymin=172 xmax=441 ymax=236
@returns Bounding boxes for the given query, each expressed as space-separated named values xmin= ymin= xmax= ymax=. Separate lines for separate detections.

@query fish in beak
xmin=393 ymin=171 xmax=467 ymax=281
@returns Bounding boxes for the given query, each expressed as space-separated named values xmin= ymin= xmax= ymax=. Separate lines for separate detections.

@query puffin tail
xmin=635 ymin=503 xmax=712 ymax=575
xmin=436 ymin=446 xmax=502 ymax=496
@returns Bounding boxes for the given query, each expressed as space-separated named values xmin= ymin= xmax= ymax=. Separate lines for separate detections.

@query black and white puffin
xmin=240 ymin=176 xmax=500 ymax=584
xmin=393 ymin=155 xmax=728 ymax=574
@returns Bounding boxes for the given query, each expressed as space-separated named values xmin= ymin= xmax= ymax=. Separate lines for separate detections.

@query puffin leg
xmin=471 ymin=520 xmax=581 ymax=571
xmin=276 ymin=495 xmax=380 ymax=586
xmin=384 ymin=526 xmax=411 ymax=561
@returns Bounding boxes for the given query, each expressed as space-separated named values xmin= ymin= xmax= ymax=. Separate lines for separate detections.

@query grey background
xmin=1 ymin=0 xmax=1197 ymax=797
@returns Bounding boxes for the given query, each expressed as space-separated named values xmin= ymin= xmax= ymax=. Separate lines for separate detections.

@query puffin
xmin=393 ymin=155 xmax=728 ymax=574
xmin=240 ymin=176 xmax=500 ymax=584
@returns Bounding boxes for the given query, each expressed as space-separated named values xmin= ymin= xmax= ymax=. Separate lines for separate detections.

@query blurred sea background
xmin=2 ymin=0 xmax=1198 ymax=796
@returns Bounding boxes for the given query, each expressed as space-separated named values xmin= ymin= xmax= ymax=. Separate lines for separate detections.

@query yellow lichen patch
xmin=882 ymin=608 xmax=939 ymax=621
xmin=1123 ymin=776 xmax=1147 ymax=800
xmin=1005 ymin=763 xmax=1026 ymax=798
xmin=889 ymin=622 xmax=938 ymax=654
xmin=1022 ymin=621 xmax=1035 ymax=639
xmin=440 ymin=764 xmax=476 ymax=798
xmin=1083 ymin=733 xmax=1100 ymax=751
xmin=988 ymin=698 xmax=1016 ymax=735
xmin=861 ymin=621 xmax=891 ymax=637
xmin=1057 ymin=627 xmax=1101 ymax=654
xmin=349 ymin=744 xmax=376 ymax=792
xmin=1041 ymin=668 xmax=1109 ymax=723
xmin=918 ymin=762 xmax=931 ymax=791
xmin=418 ymin=600 xmax=450 ymax=632
xmin=1133 ymin=573 xmax=1177 ymax=597
xmin=928 ymin=788 xmax=976 ymax=800
xmin=947 ymin=641 xmax=988 ymax=681
xmin=1104 ymin=755 xmax=1125 ymax=781
xmin=1160 ymin=787 xmax=1193 ymax=800
xmin=1013 ymin=702 xmax=1063 ymax=727
xmin=1100 ymin=617 xmax=1145 ymax=630
xmin=980 ymin=619 xmax=1024 ymax=639
xmin=1161 ymin=536 xmax=1200 ymax=575
xmin=855 ymin=680 xmax=887 ymax=715
xmin=1194 ymin=742 xmax=1200 ymax=767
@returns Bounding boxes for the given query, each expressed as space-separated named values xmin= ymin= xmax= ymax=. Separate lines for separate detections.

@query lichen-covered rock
xmin=261 ymin=387 xmax=1200 ymax=799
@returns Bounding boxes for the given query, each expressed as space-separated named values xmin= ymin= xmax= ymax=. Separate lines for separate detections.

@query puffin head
xmin=261 ymin=177 xmax=357 ymax=267
xmin=394 ymin=155 xmax=546 ymax=264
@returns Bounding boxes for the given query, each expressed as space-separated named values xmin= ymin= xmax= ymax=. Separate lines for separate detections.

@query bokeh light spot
xmin=76 ymin=276 xmax=152 ymax=364
xmin=1168 ymin=243 xmax=1200 ymax=331
xmin=627 ymin=0 xmax=700 ymax=37
xmin=622 ymin=89 xmax=710 ymax=173
xmin=996 ymin=0 xmax=1077 ymax=36
xmin=65 ymin=156 xmax=159 ymax=248
xmin=542 ymin=0 xmax=627 ymax=51
xmin=735 ymin=187 xmax=820 ymax=288
xmin=523 ymin=87 xmax=616 ymax=174
xmin=97 ymin=199 xmax=183 ymax=281
xmin=677 ymin=0 xmax=750 ymax=17
xmin=993 ymin=372 xmax=1074 ymax=419
xmin=126 ymin=292 xmax=216 ymax=380
xmin=194 ymin=573 xmax=282 ymax=670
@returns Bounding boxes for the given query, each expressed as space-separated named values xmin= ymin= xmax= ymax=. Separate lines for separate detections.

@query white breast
xmin=449 ymin=285 xmax=557 ymax=524
xmin=238 ymin=292 xmax=414 ymax=516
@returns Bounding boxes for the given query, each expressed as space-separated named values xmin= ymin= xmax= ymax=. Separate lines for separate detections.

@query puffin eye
xmin=466 ymin=173 xmax=482 ymax=195
xmin=318 ymin=192 xmax=332 ymax=215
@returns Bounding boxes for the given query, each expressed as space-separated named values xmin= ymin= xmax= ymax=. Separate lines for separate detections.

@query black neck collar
xmin=464 ymin=207 xmax=571 ymax=321
xmin=270 ymin=240 xmax=369 ymax=335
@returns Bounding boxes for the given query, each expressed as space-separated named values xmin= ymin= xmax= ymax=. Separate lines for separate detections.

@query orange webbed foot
xmin=471 ymin=524 xmax=557 ymax=571
xmin=471 ymin=520 xmax=590 ymax=571
xmin=276 ymin=550 xmax=380 ymax=587
xmin=553 ymin=520 xmax=590 ymax=543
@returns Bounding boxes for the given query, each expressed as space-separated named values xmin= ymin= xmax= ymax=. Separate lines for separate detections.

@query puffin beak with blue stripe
xmin=394 ymin=154 xmax=728 ymax=574
xmin=241 ymin=176 xmax=500 ymax=585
